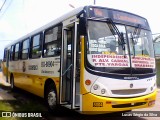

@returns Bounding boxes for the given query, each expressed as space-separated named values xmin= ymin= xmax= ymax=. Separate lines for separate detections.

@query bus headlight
xmin=91 ymin=83 xmax=109 ymax=97
xmin=101 ymin=89 xmax=106 ymax=94
xmin=151 ymin=87 xmax=153 ymax=91
xmin=93 ymin=84 xmax=99 ymax=90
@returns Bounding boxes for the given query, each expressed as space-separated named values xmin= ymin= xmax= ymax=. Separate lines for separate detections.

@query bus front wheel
xmin=45 ymin=83 xmax=57 ymax=112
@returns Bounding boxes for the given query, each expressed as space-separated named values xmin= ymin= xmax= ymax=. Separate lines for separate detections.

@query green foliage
xmin=156 ymin=59 xmax=160 ymax=86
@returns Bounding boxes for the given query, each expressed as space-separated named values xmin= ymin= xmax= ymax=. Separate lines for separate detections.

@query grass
xmin=0 ymin=100 xmax=46 ymax=120
xmin=0 ymin=85 xmax=48 ymax=120
xmin=0 ymin=101 xmax=14 ymax=111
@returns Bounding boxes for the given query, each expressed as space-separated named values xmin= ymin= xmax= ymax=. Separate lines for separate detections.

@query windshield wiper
xmin=87 ymin=17 xmax=126 ymax=51
xmin=106 ymin=18 xmax=126 ymax=50
xmin=130 ymin=24 xmax=141 ymax=57
xmin=133 ymin=24 xmax=141 ymax=44
xmin=130 ymin=33 xmax=136 ymax=57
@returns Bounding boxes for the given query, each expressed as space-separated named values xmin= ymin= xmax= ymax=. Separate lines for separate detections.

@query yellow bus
xmin=2 ymin=5 xmax=157 ymax=114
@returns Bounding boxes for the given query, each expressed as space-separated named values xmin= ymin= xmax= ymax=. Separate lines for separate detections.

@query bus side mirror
xmin=79 ymin=17 xmax=87 ymax=35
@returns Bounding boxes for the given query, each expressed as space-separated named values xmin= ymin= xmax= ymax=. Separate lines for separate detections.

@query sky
xmin=0 ymin=0 xmax=160 ymax=59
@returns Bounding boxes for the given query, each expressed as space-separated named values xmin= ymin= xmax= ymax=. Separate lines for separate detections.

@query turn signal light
xmin=85 ymin=79 xmax=91 ymax=85
xmin=145 ymin=98 xmax=148 ymax=101
xmin=106 ymin=101 xmax=112 ymax=104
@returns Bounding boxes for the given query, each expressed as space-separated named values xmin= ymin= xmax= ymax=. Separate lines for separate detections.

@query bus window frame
xmin=13 ymin=42 xmax=20 ymax=61
xmin=42 ymin=24 xmax=62 ymax=58
xmin=20 ymin=38 xmax=30 ymax=60
xmin=10 ymin=45 xmax=15 ymax=61
xmin=3 ymin=48 xmax=7 ymax=62
xmin=29 ymin=32 xmax=43 ymax=59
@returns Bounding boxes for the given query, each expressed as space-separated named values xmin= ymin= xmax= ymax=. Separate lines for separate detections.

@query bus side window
xmin=21 ymin=38 xmax=29 ymax=60
xmin=30 ymin=33 xmax=42 ymax=59
xmin=13 ymin=43 xmax=20 ymax=61
xmin=3 ymin=49 xmax=7 ymax=62
xmin=43 ymin=25 xmax=62 ymax=57
xmin=10 ymin=45 xmax=14 ymax=61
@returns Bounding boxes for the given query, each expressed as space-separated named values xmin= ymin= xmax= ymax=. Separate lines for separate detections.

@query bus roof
xmin=5 ymin=5 xmax=149 ymax=48
xmin=5 ymin=6 xmax=84 ymax=48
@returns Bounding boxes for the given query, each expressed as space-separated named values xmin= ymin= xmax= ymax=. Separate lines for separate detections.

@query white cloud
xmin=0 ymin=0 xmax=3 ymax=6
xmin=0 ymin=20 xmax=13 ymax=39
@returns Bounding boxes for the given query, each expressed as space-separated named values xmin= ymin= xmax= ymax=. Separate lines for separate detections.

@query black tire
xmin=10 ymin=76 xmax=15 ymax=91
xmin=45 ymin=83 xmax=58 ymax=113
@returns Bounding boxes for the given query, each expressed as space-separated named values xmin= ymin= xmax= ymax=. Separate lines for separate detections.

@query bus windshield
xmin=87 ymin=20 xmax=155 ymax=74
xmin=127 ymin=26 xmax=154 ymax=58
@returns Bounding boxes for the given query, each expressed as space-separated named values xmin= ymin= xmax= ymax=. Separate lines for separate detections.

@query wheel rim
xmin=48 ymin=91 xmax=56 ymax=108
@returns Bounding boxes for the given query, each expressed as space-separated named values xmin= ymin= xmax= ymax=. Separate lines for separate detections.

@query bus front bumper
xmin=81 ymin=90 xmax=157 ymax=114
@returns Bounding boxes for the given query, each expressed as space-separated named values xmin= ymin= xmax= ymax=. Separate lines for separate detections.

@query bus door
xmin=60 ymin=21 xmax=80 ymax=109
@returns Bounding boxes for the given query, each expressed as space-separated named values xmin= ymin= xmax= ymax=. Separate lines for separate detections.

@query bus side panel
xmin=8 ymin=57 xmax=60 ymax=98
xmin=9 ymin=61 xmax=26 ymax=88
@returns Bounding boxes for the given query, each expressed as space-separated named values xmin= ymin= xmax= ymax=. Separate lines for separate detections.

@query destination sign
xmin=112 ymin=10 xmax=147 ymax=26
xmin=89 ymin=7 xmax=109 ymax=18
xmin=88 ymin=7 xmax=149 ymax=28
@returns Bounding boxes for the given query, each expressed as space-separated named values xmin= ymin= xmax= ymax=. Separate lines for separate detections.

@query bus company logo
xmin=93 ymin=102 xmax=103 ymax=107
xmin=22 ymin=61 xmax=26 ymax=72
xmin=2 ymin=112 xmax=11 ymax=117
xmin=130 ymin=83 xmax=134 ymax=88
xmin=28 ymin=65 xmax=38 ymax=70
xmin=1 ymin=112 xmax=42 ymax=118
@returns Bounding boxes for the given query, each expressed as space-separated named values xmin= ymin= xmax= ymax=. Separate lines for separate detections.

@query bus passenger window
xmin=13 ymin=43 xmax=20 ymax=60
xmin=43 ymin=25 xmax=62 ymax=57
xmin=21 ymin=39 xmax=29 ymax=60
xmin=30 ymin=33 xmax=42 ymax=58
xmin=3 ymin=49 xmax=7 ymax=62
xmin=10 ymin=45 xmax=14 ymax=61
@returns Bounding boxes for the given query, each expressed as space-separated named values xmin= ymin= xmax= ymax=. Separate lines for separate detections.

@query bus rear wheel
xmin=45 ymin=83 xmax=57 ymax=112
xmin=10 ymin=76 xmax=15 ymax=91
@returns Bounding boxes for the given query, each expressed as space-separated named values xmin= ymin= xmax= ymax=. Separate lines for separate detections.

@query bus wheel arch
xmin=44 ymin=79 xmax=58 ymax=112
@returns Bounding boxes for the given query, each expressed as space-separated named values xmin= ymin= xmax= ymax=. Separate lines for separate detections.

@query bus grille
xmin=112 ymin=102 xmax=146 ymax=108
xmin=111 ymin=89 xmax=146 ymax=95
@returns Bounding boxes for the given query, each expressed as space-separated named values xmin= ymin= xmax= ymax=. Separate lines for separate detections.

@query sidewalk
xmin=0 ymin=72 xmax=16 ymax=100
xmin=0 ymin=72 xmax=10 ymax=86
